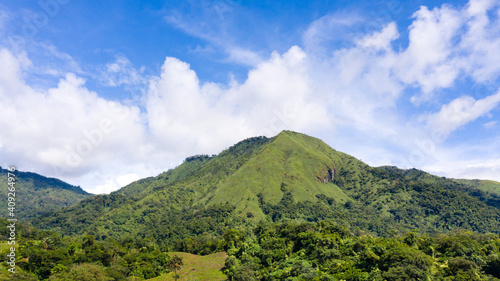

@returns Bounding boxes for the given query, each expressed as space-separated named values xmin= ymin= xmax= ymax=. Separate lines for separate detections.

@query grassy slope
xmin=207 ymin=131 xmax=352 ymax=218
xmin=0 ymin=168 xmax=91 ymax=220
xmin=399 ymin=167 xmax=500 ymax=196
xmin=452 ymin=178 xmax=500 ymax=196
xmin=114 ymin=155 xmax=215 ymax=197
xmin=147 ymin=252 xmax=227 ymax=281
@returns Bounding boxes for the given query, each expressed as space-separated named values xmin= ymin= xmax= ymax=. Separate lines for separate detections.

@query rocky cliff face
xmin=320 ymin=168 xmax=335 ymax=183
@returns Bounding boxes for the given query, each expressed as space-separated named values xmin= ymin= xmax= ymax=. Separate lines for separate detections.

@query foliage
xmin=169 ymin=255 xmax=183 ymax=280
xmin=0 ymin=168 xmax=90 ymax=220
xmin=26 ymin=131 xmax=500 ymax=263
xmin=8 ymin=130 xmax=500 ymax=280
xmin=0 ymin=218 xmax=171 ymax=280
xmin=223 ymin=221 xmax=500 ymax=280
xmin=49 ymin=263 xmax=113 ymax=281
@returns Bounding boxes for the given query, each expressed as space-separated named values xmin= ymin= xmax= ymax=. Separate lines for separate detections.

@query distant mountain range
xmin=25 ymin=131 xmax=500 ymax=246
xmin=0 ymin=167 xmax=91 ymax=220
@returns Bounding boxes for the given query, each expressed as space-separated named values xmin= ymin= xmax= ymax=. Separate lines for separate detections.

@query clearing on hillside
xmin=147 ymin=252 xmax=227 ymax=281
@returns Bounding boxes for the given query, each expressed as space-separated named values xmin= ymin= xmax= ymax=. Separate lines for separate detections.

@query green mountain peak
xmin=205 ymin=130 xmax=355 ymax=219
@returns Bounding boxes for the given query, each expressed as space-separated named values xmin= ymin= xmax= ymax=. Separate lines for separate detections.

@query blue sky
xmin=0 ymin=0 xmax=499 ymax=194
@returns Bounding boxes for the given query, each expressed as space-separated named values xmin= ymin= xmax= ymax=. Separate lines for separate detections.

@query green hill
xmin=452 ymin=178 xmax=500 ymax=196
xmin=33 ymin=131 xmax=500 ymax=245
xmin=0 ymin=167 xmax=91 ymax=220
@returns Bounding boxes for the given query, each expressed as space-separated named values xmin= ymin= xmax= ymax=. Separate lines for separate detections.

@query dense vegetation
xmin=0 ymin=218 xmax=181 ymax=280
xmin=223 ymin=221 xmax=500 ymax=280
xmin=0 ymin=168 xmax=90 ymax=220
xmin=2 ymin=218 xmax=500 ymax=280
xmin=33 ymin=131 xmax=500 ymax=244
xmin=3 ymin=131 xmax=500 ymax=280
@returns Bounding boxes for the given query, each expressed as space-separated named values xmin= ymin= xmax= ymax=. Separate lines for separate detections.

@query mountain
xmin=33 ymin=131 xmax=500 ymax=244
xmin=0 ymin=167 xmax=91 ymax=220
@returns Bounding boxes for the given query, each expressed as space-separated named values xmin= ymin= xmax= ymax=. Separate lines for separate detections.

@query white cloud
xmin=146 ymin=46 xmax=329 ymax=157
xmin=0 ymin=48 xmax=147 ymax=192
xmin=94 ymin=179 xmax=118 ymax=195
xmin=356 ymin=22 xmax=399 ymax=50
xmin=117 ymin=173 xmax=140 ymax=187
xmin=307 ymin=22 xmax=403 ymax=138
xmin=424 ymin=160 xmax=500 ymax=182
xmin=421 ymin=138 xmax=500 ymax=182
xmin=395 ymin=5 xmax=463 ymax=101
xmin=425 ymin=90 xmax=500 ymax=137
xmin=299 ymin=1 xmax=500 ymax=182
xmin=98 ymin=55 xmax=146 ymax=87
xmin=0 ymin=45 xmax=330 ymax=193
xmin=484 ymin=120 xmax=497 ymax=129
xmin=226 ymin=47 xmax=263 ymax=66
xmin=460 ymin=0 xmax=500 ymax=82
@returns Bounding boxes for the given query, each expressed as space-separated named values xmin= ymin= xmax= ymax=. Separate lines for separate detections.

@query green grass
xmin=147 ymin=252 xmax=227 ymax=281
xmin=207 ymin=131 xmax=352 ymax=217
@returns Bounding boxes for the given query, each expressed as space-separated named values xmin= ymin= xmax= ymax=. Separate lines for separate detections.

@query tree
xmin=50 ymin=263 xmax=113 ymax=281
xmin=169 ymin=255 xmax=183 ymax=280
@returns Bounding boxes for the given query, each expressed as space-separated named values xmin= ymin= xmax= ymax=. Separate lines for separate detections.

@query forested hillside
xmin=3 ymin=131 xmax=500 ymax=280
xmin=223 ymin=221 xmax=500 ymax=280
xmin=32 ymin=131 xmax=500 ymax=246
xmin=0 ymin=168 xmax=91 ymax=220
xmin=2 ymin=218 xmax=499 ymax=280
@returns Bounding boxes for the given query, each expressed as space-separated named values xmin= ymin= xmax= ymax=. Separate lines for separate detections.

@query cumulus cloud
xmin=396 ymin=5 xmax=463 ymax=100
xmin=308 ymin=22 xmax=403 ymax=138
xmin=0 ymin=48 xmax=147 ymax=193
xmin=356 ymin=21 xmax=399 ymax=50
xmin=0 ymin=45 xmax=330 ymax=193
xmin=146 ymin=46 xmax=328 ymax=156
xmin=460 ymin=0 xmax=500 ymax=82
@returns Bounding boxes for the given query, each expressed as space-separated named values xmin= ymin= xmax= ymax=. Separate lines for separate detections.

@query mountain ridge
xmin=0 ymin=167 xmax=91 ymax=220
xmin=32 ymin=131 xmax=500 ymax=243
